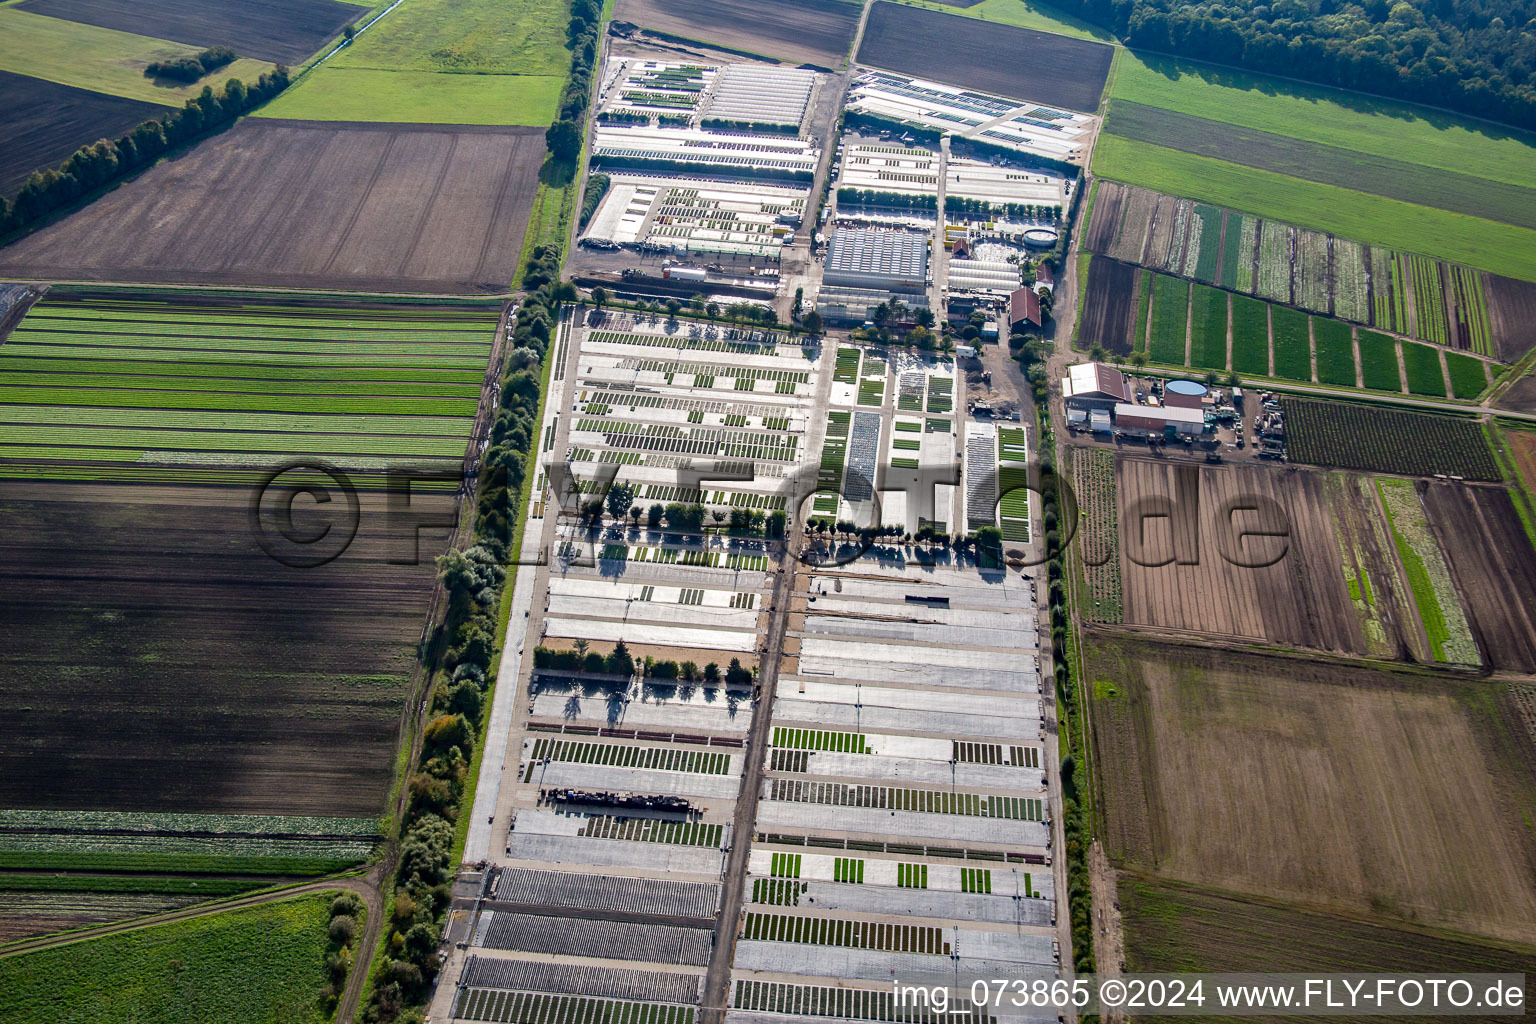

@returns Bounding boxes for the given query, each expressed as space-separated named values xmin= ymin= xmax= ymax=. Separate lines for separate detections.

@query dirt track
xmin=0 ymin=119 xmax=544 ymax=294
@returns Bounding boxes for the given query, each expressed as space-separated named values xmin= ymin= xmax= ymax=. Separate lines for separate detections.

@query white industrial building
xmin=946 ymin=158 xmax=1067 ymax=210
xmin=846 ymin=70 xmax=1098 ymax=163
xmin=822 ymin=227 xmax=929 ymax=293
xmin=591 ymin=124 xmax=819 ymax=179
xmin=703 ymin=64 xmax=815 ymax=129
xmin=596 ymin=60 xmax=716 ymax=124
xmin=945 ymin=258 xmax=1020 ymax=295
xmin=837 ymin=143 xmax=940 ymax=199
xmin=582 ymin=174 xmax=808 ymax=259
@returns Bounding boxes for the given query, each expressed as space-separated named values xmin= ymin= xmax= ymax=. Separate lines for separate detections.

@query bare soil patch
xmin=857 ymin=1 xmax=1111 ymax=111
xmin=613 ymin=0 xmax=857 ymax=68
xmin=17 ymin=0 xmax=360 ymax=64
xmin=1119 ymin=874 xmax=1536 ymax=1011
xmin=0 ymin=481 xmax=454 ymax=816
xmin=0 ymin=70 xmax=161 ymax=196
xmin=1421 ymin=480 xmax=1536 ymax=672
xmin=0 ymin=119 xmax=543 ymax=294
xmin=1088 ymin=638 xmax=1536 ymax=946
xmin=1486 ymin=274 xmax=1536 ymax=363
xmin=1079 ymin=256 xmax=1137 ymax=355
xmin=1115 ymin=458 xmax=1362 ymax=653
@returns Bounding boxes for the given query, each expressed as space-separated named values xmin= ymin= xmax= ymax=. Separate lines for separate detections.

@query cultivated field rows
xmin=1085 ymin=182 xmax=1533 ymax=363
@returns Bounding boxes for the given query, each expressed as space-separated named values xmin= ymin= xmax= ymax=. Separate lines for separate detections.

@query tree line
xmin=543 ymin=0 xmax=601 ymax=164
xmin=0 ymin=67 xmax=290 ymax=238
xmin=144 ymin=45 xmax=237 ymax=83
xmin=1055 ymin=0 xmax=1536 ymax=131
xmin=361 ymin=249 xmax=567 ymax=1024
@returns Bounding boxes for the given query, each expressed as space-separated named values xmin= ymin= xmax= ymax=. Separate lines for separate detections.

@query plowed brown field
xmin=0 ymin=119 xmax=544 ymax=294
xmin=1089 ymin=639 xmax=1536 ymax=946
xmin=1114 ymin=458 xmax=1360 ymax=653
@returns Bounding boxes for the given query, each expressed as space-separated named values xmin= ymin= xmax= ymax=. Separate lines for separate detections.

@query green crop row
xmin=1401 ymin=341 xmax=1447 ymax=396
xmin=1187 ymin=283 xmax=1228 ymax=370
xmin=1311 ymin=317 xmax=1356 ymax=386
xmin=1408 ymin=253 xmax=1449 ymax=345
xmin=1148 ymin=274 xmax=1189 ymax=364
xmin=1269 ymin=305 xmax=1312 ymax=380
xmin=1229 ymin=294 xmax=1269 ymax=374
xmin=0 ymin=386 xmax=476 ymax=417
xmin=1445 ymin=352 xmax=1489 ymax=399
xmin=1132 ymin=269 xmax=1152 ymax=352
xmin=1357 ymin=330 xmax=1403 ymax=391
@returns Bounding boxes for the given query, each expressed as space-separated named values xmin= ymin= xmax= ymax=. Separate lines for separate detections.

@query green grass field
xmin=1445 ymin=352 xmax=1489 ymax=400
xmin=1312 ymin=317 xmax=1356 ymax=387
xmin=888 ymin=0 xmax=1113 ymax=42
xmin=255 ymin=66 xmax=562 ymax=125
xmin=1269 ymin=305 xmax=1311 ymax=380
xmin=1401 ymin=341 xmax=1448 ymax=397
xmin=331 ymin=0 xmax=570 ymax=75
xmin=1092 ymin=136 xmax=1536 ymax=283
xmin=1356 ymin=330 xmax=1402 ymax=392
xmin=1187 ymin=284 xmax=1227 ymax=370
xmin=1110 ymin=52 xmax=1536 ymax=191
xmin=1148 ymin=275 xmax=1188 ymax=364
xmin=0 ymin=893 xmax=335 ymax=1024
xmin=0 ymin=8 xmax=276 ymax=105
xmin=1131 ymin=269 xmax=1151 ymax=352
xmin=0 ymin=299 xmax=494 ymax=479
xmin=1229 ymin=295 xmax=1268 ymax=374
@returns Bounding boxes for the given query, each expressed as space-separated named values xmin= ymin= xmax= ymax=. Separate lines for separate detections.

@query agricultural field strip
xmin=1091 ymin=135 xmax=1536 ymax=285
xmin=0 ymin=301 xmax=494 ymax=468
xmin=1085 ymin=184 xmax=1509 ymax=372
xmin=1108 ymin=53 xmax=1536 ymax=191
xmin=1103 ymin=101 xmax=1536 ymax=232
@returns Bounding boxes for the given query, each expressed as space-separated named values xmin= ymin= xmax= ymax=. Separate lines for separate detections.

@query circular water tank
xmin=1164 ymin=379 xmax=1208 ymax=409
xmin=1022 ymin=227 xmax=1059 ymax=247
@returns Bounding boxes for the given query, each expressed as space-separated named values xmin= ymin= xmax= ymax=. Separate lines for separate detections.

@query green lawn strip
xmin=0 ymin=426 xmax=466 ymax=457
xmin=1147 ymin=274 xmax=1188 ymax=364
xmin=1357 ymin=330 xmax=1402 ymax=391
xmin=1445 ymin=352 xmax=1490 ymax=400
xmin=1191 ymin=204 xmax=1223 ymax=283
xmin=1311 ymin=317 xmax=1356 ymax=386
xmin=1229 ymin=294 xmax=1268 ymax=374
xmin=1186 ymin=283 xmax=1228 ymax=370
xmin=1110 ymin=51 xmax=1536 ymax=191
xmin=0 ymin=874 xmax=263 ymax=897
xmin=255 ymin=67 xmax=563 ymax=126
xmin=0 ymin=406 xmax=468 ymax=434
xmin=1092 ymin=135 xmax=1536 ymax=283
xmin=1401 ymin=341 xmax=1448 ymax=396
xmin=1218 ymin=212 xmax=1249 ymax=290
xmin=0 ymin=893 xmax=336 ymax=1024
xmin=0 ymin=851 xmax=358 ymax=875
xmin=0 ymin=387 xmax=476 ymax=416
xmin=1268 ymin=305 xmax=1311 ymax=380
xmin=0 ymin=371 xmax=478 ymax=398
xmin=328 ymin=0 xmax=570 ymax=75
xmin=889 ymin=0 xmax=1113 ymax=41
xmin=1376 ymin=479 xmax=1477 ymax=664
xmin=0 ymin=345 xmax=488 ymax=369
xmin=1131 ymin=269 xmax=1151 ymax=352
xmin=0 ymin=8 xmax=277 ymax=106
